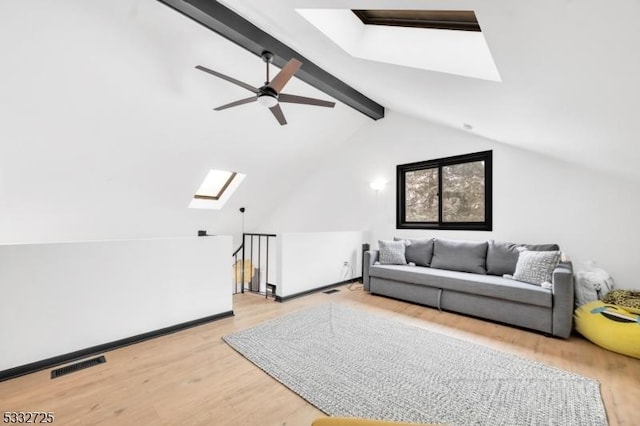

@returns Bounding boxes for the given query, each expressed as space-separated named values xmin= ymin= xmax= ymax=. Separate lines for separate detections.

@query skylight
xmin=296 ymin=9 xmax=501 ymax=82
xmin=352 ymin=10 xmax=481 ymax=32
xmin=194 ymin=169 xmax=236 ymax=200
xmin=189 ymin=169 xmax=245 ymax=210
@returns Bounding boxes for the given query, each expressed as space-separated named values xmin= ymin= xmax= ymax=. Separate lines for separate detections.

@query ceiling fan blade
xmin=278 ymin=93 xmax=335 ymax=108
xmin=269 ymin=104 xmax=287 ymax=125
xmin=195 ymin=65 xmax=259 ymax=94
xmin=214 ymin=96 xmax=258 ymax=111
xmin=268 ymin=58 xmax=302 ymax=93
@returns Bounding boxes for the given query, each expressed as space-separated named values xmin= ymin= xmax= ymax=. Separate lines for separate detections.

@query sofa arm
xmin=363 ymin=250 xmax=379 ymax=292
xmin=552 ymin=261 xmax=574 ymax=338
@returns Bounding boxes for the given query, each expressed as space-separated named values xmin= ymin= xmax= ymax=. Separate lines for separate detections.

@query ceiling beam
xmin=156 ymin=0 xmax=385 ymax=121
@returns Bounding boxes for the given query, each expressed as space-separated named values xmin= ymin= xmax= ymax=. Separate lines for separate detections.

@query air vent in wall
xmin=50 ymin=355 xmax=106 ymax=379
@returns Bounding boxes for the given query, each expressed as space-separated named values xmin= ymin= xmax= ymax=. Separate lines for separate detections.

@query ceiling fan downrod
xmin=261 ymin=51 xmax=274 ymax=85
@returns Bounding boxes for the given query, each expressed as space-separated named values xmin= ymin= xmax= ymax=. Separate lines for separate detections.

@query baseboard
xmin=275 ymin=277 xmax=362 ymax=302
xmin=0 ymin=310 xmax=234 ymax=383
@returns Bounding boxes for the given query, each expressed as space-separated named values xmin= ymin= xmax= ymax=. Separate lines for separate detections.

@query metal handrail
xmin=232 ymin=233 xmax=278 ymax=297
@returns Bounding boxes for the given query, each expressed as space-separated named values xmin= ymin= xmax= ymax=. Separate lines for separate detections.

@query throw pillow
xmin=430 ymin=239 xmax=488 ymax=274
xmin=512 ymin=250 xmax=561 ymax=285
xmin=486 ymin=240 xmax=520 ymax=276
xmin=393 ymin=237 xmax=434 ymax=266
xmin=378 ymin=240 xmax=407 ymax=265
xmin=522 ymin=243 xmax=560 ymax=251
xmin=486 ymin=240 xmax=561 ymax=276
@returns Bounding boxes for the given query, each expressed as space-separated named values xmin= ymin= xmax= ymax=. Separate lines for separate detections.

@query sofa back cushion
xmin=378 ymin=240 xmax=407 ymax=265
xmin=487 ymin=240 xmax=560 ymax=276
xmin=431 ymin=239 xmax=488 ymax=274
xmin=393 ymin=237 xmax=434 ymax=266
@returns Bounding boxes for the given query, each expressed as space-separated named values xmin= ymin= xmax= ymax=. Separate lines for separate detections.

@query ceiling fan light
xmin=257 ymin=94 xmax=278 ymax=108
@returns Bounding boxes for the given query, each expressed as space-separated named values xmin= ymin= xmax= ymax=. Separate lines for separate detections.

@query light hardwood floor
xmin=1 ymin=285 xmax=637 ymax=425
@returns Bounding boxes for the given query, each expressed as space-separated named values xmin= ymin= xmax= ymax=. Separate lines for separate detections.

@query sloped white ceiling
xmin=222 ymin=0 xmax=640 ymax=181
xmin=2 ymin=0 xmax=640 ymax=243
xmin=0 ymin=0 xmax=367 ymax=242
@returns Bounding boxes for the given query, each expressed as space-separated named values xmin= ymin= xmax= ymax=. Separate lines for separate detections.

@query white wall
xmin=0 ymin=236 xmax=232 ymax=371
xmin=262 ymin=111 xmax=640 ymax=290
xmin=276 ymin=231 xmax=365 ymax=298
xmin=0 ymin=0 xmax=367 ymax=246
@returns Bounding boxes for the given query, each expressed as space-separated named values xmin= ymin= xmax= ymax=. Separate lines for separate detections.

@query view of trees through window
xmin=442 ymin=161 xmax=485 ymax=222
xmin=405 ymin=168 xmax=438 ymax=222
xmin=397 ymin=151 xmax=492 ymax=230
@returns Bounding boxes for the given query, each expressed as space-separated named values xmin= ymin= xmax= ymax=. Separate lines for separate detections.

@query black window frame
xmin=396 ymin=150 xmax=492 ymax=231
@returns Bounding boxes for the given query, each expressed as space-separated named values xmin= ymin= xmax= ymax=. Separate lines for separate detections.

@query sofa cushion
xmin=486 ymin=240 xmax=561 ymax=276
xmin=431 ymin=239 xmax=488 ymax=274
xmin=377 ymin=240 xmax=407 ymax=265
xmin=513 ymin=250 xmax=561 ymax=285
xmin=369 ymin=264 xmax=552 ymax=307
xmin=486 ymin=240 xmax=520 ymax=276
xmin=523 ymin=243 xmax=560 ymax=251
xmin=393 ymin=237 xmax=434 ymax=267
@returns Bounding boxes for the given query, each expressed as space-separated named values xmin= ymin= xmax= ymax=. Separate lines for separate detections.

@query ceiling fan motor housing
xmin=257 ymin=86 xmax=278 ymax=107
xmin=257 ymin=93 xmax=278 ymax=108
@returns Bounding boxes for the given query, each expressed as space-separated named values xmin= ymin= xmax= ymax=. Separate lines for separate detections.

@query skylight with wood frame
xmin=194 ymin=169 xmax=237 ymax=201
xmin=296 ymin=8 xmax=500 ymax=81
xmin=189 ymin=169 xmax=245 ymax=210
xmin=351 ymin=10 xmax=481 ymax=32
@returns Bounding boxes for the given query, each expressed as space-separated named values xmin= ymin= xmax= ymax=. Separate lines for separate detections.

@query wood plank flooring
xmin=1 ymin=285 xmax=637 ymax=425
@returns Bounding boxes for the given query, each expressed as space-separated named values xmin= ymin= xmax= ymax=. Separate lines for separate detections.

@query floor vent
xmin=51 ymin=355 xmax=106 ymax=379
xmin=323 ymin=289 xmax=340 ymax=294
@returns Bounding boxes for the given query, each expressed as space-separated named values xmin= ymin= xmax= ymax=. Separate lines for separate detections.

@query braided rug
xmin=223 ymin=303 xmax=607 ymax=425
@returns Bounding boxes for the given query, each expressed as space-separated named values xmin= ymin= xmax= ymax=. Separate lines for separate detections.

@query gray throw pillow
xmin=393 ymin=237 xmax=434 ymax=266
xmin=486 ymin=240 xmax=520 ymax=276
xmin=522 ymin=243 xmax=560 ymax=251
xmin=431 ymin=239 xmax=488 ymax=274
xmin=512 ymin=250 xmax=561 ymax=285
xmin=378 ymin=240 xmax=407 ymax=265
xmin=486 ymin=240 xmax=561 ymax=276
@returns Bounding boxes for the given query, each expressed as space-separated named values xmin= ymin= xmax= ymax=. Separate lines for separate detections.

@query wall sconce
xmin=369 ymin=178 xmax=387 ymax=192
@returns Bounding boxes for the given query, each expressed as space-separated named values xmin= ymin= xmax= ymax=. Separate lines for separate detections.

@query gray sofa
xmin=363 ymin=239 xmax=574 ymax=338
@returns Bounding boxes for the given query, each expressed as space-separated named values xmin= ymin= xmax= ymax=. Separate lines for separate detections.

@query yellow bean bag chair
xmin=312 ymin=418 xmax=437 ymax=426
xmin=574 ymin=300 xmax=640 ymax=359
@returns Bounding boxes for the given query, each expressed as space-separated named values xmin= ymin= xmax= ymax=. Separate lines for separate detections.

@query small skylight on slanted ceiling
xmin=296 ymin=9 xmax=501 ymax=82
xmin=188 ymin=169 xmax=246 ymax=210
xmin=352 ymin=10 xmax=481 ymax=32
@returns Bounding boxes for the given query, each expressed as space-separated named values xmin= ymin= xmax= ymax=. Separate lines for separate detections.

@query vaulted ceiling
xmin=1 ymin=0 xmax=639 ymax=242
xmin=225 ymin=0 xmax=640 ymax=180
xmin=0 ymin=0 xmax=367 ymax=242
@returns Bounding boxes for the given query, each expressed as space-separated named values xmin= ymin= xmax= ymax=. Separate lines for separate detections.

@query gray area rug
xmin=223 ymin=303 xmax=607 ymax=425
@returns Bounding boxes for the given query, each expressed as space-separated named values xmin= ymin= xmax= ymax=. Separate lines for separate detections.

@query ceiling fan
xmin=195 ymin=51 xmax=335 ymax=126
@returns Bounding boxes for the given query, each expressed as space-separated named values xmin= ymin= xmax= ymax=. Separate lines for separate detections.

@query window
xmin=189 ymin=169 xmax=245 ymax=210
xmin=396 ymin=151 xmax=492 ymax=230
xmin=351 ymin=10 xmax=481 ymax=32
xmin=296 ymin=9 xmax=500 ymax=81
xmin=194 ymin=169 xmax=237 ymax=200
